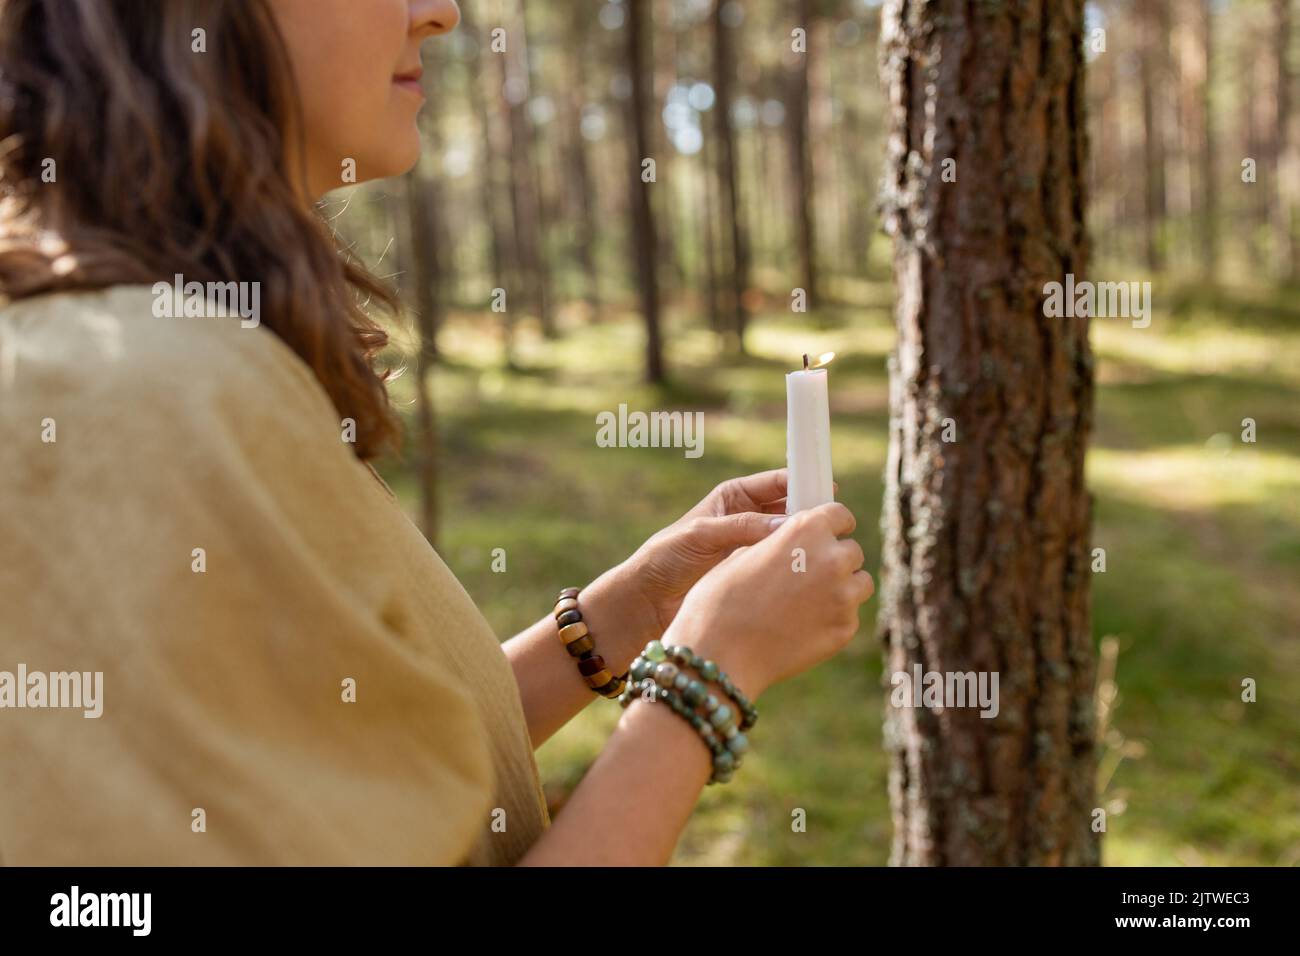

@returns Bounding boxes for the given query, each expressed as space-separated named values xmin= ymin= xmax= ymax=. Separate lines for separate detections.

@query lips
xmin=393 ymin=68 xmax=424 ymax=96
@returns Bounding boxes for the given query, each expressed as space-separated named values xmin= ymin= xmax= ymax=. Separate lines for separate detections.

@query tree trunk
xmin=1199 ymin=0 xmax=1217 ymax=278
xmin=810 ymin=17 xmax=840 ymax=289
xmin=502 ymin=0 xmax=555 ymax=339
xmin=460 ymin=0 xmax=520 ymax=368
xmin=711 ymin=0 xmax=750 ymax=353
xmin=1272 ymin=0 xmax=1296 ymax=280
xmin=653 ymin=0 xmax=680 ymax=292
xmin=877 ymin=0 xmax=1099 ymax=867
xmin=701 ymin=137 xmax=723 ymax=334
xmin=405 ymin=77 xmax=448 ymax=546
xmin=789 ymin=0 xmax=819 ymax=307
xmin=626 ymin=0 xmax=664 ymax=383
xmin=563 ymin=8 xmax=601 ymax=319
xmin=407 ymin=168 xmax=442 ymax=546
xmin=1139 ymin=0 xmax=1167 ymax=273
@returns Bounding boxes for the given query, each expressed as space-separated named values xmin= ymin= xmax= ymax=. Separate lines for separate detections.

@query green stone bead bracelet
xmin=619 ymin=639 xmax=756 ymax=785
xmin=618 ymin=678 xmax=744 ymax=785
xmin=630 ymin=639 xmax=758 ymax=731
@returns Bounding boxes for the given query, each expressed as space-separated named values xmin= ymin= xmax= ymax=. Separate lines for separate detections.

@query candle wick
xmin=802 ymin=353 xmax=809 ymax=370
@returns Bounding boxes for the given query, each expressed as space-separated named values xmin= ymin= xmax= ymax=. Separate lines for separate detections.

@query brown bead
xmin=558 ymin=621 xmax=589 ymax=644
xmin=564 ymin=635 xmax=595 ymax=657
xmin=597 ymin=677 xmax=626 ymax=698
xmin=577 ymin=656 xmax=607 ymax=677
xmin=558 ymin=587 xmax=580 ymax=600
xmin=583 ymin=669 xmax=614 ymax=688
xmin=553 ymin=597 xmax=579 ymax=616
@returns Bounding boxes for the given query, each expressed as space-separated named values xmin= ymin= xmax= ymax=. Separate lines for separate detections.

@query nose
xmin=414 ymin=0 xmax=460 ymax=36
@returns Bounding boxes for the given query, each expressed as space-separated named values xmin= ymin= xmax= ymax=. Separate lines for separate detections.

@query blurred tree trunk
xmin=1174 ymin=10 xmax=1200 ymax=271
xmin=1139 ymin=0 xmax=1168 ymax=273
xmin=654 ymin=0 xmax=681 ymax=292
xmin=701 ymin=138 xmax=723 ymax=333
xmin=495 ymin=0 xmax=554 ymax=340
xmin=877 ymin=0 xmax=1099 ymax=866
xmin=1088 ymin=17 xmax=1117 ymax=247
xmin=845 ymin=104 xmax=875 ymax=278
xmin=809 ymin=17 xmax=838 ymax=293
xmin=563 ymin=7 xmax=601 ymax=319
xmin=406 ymin=166 xmax=443 ymax=545
xmin=1198 ymin=0 xmax=1217 ymax=278
xmin=753 ymin=115 xmax=773 ymax=267
xmin=460 ymin=1 xmax=520 ymax=367
xmin=1244 ymin=26 xmax=1266 ymax=262
xmin=788 ymin=0 xmax=819 ymax=307
xmin=711 ymin=0 xmax=750 ymax=352
xmin=1272 ymin=0 xmax=1296 ymax=280
xmin=515 ymin=0 xmax=556 ymax=338
xmin=404 ymin=81 xmax=448 ymax=546
xmin=626 ymin=0 xmax=664 ymax=383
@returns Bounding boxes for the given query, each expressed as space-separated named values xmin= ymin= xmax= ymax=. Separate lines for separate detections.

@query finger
xmin=804 ymin=501 xmax=857 ymax=537
xmin=694 ymin=512 xmax=787 ymax=551
xmin=759 ymin=498 xmax=787 ymax=515
xmin=836 ymin=537 xmax=866 ymax=572
xmin=684 ymin=470 xmax=782 ymax=521
xmin=722 ymin=468 xmax=789 ymax=510
xmin=852 ymin=569 xmax=875 ymax=603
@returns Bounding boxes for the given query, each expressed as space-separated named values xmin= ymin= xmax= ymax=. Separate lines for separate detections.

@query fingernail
xmin=768 ymin=516 xmax=788 ymax=529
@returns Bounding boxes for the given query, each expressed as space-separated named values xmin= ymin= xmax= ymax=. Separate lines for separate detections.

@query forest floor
xmin=378 ymin=275 xmax=1300 ymax=866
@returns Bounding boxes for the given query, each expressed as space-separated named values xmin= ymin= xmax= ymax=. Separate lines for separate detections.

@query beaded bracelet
xmin=619 ymin=639 xmax=756 ymax=785
xmin=621 ymin=678 xmax=742 ymax=785
xmin=631 ymin=640 xmax=758 ymax=731
xmin=553 ymin=586 xmax=627 ymax=699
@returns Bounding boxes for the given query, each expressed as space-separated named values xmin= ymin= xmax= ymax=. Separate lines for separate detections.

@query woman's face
xmin=273 ymin=0 xmax=460 ymax=198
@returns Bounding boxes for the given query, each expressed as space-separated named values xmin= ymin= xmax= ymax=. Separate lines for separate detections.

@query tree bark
xmin=460 ymin=0 xmax=520 ymax=367
xmin=789 ymin=0 xmax=819 ymax=307
xmin=1272 ymin=0 xmax=1296 ymax=280
xmin=562 ymin=7 xmax=601 ymax=319
xmin=500 ymin=0 xmax=555 ymax=339
xmin=407 ymin=167 xmax=442 ymax=546
xmin=877 ymin=0 xmax=1099 ymax=866
xmin=701 ymin=137 xmax=723 ymax=334
xmin=626 ymin=0 xmax=664 ymax=383
xmin=711 ymin=0 xmax=750 ymax=352
xmin=1139 ymin=0 xmax=1168 ymax=273
xmin=404 ymin=77 xmax=448 ymax=547
xmin=1198 ymin=0 xmax=1217 ymax=278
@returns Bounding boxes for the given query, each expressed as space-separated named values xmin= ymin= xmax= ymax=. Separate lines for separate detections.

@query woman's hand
xmin=575 ymin=469 xmax=798 ymax=665
xmin=621 ymin=468 xmax=799 ymax=634
xmin=662 ymin=501 xmax=873 ymax=702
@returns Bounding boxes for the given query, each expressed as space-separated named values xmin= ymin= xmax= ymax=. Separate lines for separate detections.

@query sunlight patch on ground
xmin=1093 ymin=320 xmax=1300 ymax=380
xmin=1088 ymin=445 xmax=1300 ymax=514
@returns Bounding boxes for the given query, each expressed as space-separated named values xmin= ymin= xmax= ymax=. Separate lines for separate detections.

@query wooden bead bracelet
xmin=554 ymin=586 xmax=627 ymax=699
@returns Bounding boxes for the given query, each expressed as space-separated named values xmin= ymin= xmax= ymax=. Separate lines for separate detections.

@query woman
xmin=0 ymin=0 xmax=873 ymax=865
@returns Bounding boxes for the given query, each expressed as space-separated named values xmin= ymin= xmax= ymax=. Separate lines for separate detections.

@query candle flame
xmin=811 ymin=351 xmax=836 ymax=369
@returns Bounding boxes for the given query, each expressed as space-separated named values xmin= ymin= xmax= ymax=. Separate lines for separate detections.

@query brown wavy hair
xmin=0 ymin=0 xmax=400 ymax=459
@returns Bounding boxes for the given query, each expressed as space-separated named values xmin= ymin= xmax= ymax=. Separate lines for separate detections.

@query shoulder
xmin=3 ymin=281 xmax=403 ymax=585
xmin=2 ymin=283 xmax=339 ymax=431
xmin=0 ymin=282 xmax=375 ymax=479
xmin=1 ymin=282 xmax=390 ymax=517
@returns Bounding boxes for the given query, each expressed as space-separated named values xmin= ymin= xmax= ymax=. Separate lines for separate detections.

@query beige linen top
xmin=0 ymin=285 xmax=550 ymax=865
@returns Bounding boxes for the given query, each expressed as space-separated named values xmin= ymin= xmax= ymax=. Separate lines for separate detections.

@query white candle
xmin=785 ymin=354 xmax=835 ymax=514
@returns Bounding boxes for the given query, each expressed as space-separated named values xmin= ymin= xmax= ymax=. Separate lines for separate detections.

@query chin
xmin=344 ymin=121 xmax=423 ymax=185
xmin=383 ymin=128 xmax=424 ymax=178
